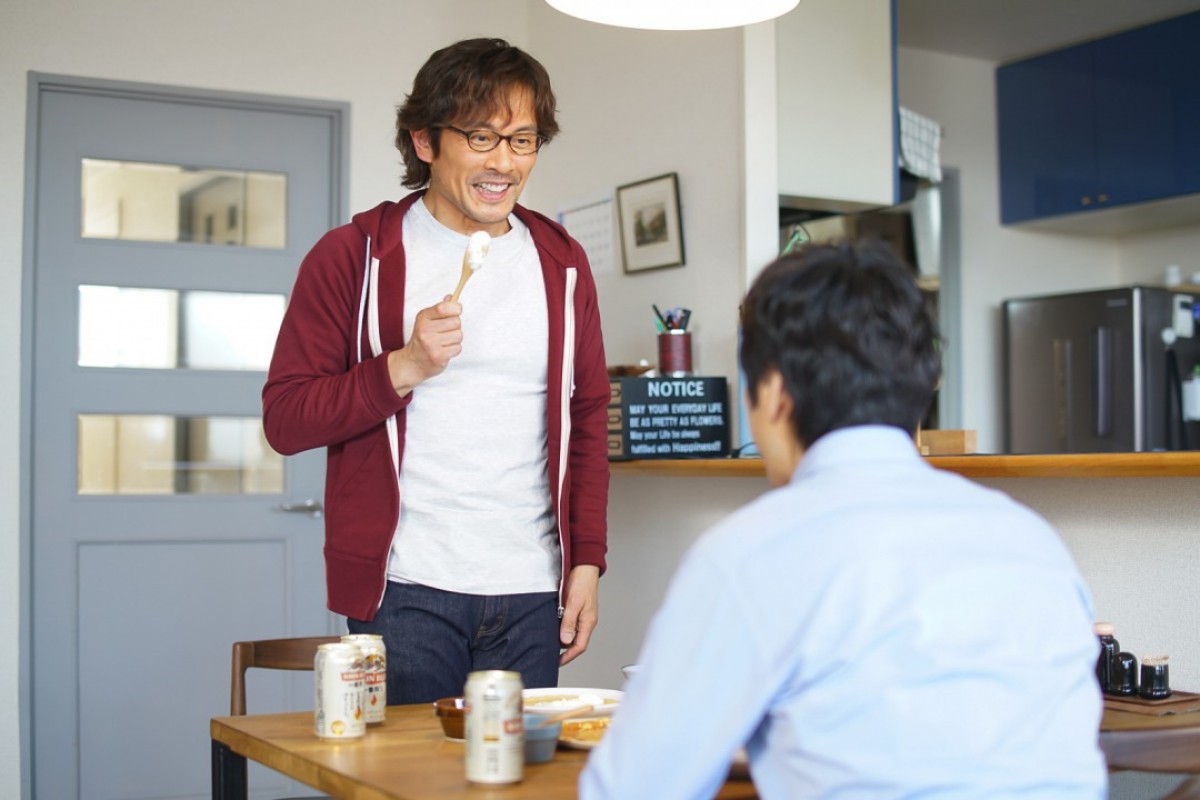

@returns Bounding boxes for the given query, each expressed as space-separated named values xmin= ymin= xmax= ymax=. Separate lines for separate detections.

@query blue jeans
xmin=347 ymin=581 xmax=561 ymax=705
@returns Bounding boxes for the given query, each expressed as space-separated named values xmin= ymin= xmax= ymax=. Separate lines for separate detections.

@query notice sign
xmin=608 ymin=377 xmax=730 ymax=460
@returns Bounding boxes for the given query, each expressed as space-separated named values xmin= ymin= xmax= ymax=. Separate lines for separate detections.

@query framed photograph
xmin=616 ymin=172 xmax=684 ymax=274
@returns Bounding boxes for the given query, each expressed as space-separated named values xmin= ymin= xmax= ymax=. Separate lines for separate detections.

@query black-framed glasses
xmin=441 ymin=125 xmax=545 ymax=155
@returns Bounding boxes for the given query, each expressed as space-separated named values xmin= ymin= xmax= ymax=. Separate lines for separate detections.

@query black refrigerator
xmin=1003 ymin=286 xmax=1200 ymax=453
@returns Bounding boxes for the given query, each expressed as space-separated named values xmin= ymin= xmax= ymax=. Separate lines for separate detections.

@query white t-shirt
xmin=387 ymin=199 xmax=558 ymax=595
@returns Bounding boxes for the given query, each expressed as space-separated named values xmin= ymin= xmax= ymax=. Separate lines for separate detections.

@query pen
xmin=652 ymin=304 xmax=669 ymax=331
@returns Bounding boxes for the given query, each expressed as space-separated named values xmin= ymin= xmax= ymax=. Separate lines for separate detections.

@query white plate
xmin=522 ymin=687 xmax=623 ymax=718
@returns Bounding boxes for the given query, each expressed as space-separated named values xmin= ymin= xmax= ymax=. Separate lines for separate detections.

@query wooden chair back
xmin=230 ymin=636 xmax=340 ymax=716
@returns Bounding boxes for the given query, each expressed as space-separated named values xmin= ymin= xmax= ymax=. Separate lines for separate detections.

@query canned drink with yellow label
xmin=341 ymin=634 xmax=386 ymax=723
xmin=314 ymin=642 xmax=365 ymax=739
xmin=464 ymin=670 xmax=523 ymax=784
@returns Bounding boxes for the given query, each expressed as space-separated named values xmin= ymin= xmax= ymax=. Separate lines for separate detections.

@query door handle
xmin=1092 ymin=327 xmax=1112 ymax=438
xmin=276 ymin=499 xmax=324 ymax=519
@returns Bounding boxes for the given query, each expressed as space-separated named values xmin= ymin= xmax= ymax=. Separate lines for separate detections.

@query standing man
xmin=581 ymin=241 xmax=1105 ymax=798
xmin=263 ymin=38 xmax=610 ymax=704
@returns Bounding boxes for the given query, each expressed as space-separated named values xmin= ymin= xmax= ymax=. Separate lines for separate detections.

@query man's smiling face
xmin=413 ymin=85 xmax=540 ymax=237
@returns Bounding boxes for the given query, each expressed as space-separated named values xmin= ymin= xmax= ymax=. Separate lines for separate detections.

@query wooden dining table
xmin=211 ymin=703 xmax=759 ymax=799
xmin=211 ymin=702 xmax=1200 ymax=799
xmin=1101 ymin=704 xmax=1200 ymax=772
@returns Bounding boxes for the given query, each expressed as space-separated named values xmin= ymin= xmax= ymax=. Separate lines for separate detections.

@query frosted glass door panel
xmin=78 ymin=413 xmax=283 ymax=495
xmin=78 ymin=285 xmax=285 ymax=370
xmin=81 ymin=158 xmax=287 ymax=247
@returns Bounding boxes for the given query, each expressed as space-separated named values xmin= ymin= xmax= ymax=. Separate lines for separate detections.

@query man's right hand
xmin=387 ymin=298 xmax=463 ymax=397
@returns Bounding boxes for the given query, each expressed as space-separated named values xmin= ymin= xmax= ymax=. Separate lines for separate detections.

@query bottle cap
xmin=1094 ymin=622 xmax=1115 ymax=636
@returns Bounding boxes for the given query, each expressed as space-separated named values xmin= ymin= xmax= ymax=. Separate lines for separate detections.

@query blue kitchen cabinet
xmin=997 ymin=11 xmax=1200 ymax=225
xmin=997 ymin=45 xmax=1095 ymax=223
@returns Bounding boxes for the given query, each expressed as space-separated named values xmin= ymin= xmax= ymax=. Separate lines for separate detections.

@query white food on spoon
xmin=467 ymin=230 xmax=490 ymax=271
xmin=449 ymin=231 xmax=491 ymax=303
xmin=574 ymin=692 xmax=604 ymax=708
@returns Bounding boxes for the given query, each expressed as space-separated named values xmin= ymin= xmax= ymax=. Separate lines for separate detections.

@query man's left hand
xmin=559 ymin=565 xmax=600 ymax=666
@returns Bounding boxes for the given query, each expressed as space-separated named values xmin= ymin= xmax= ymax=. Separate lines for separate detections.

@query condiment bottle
xmin=1094 ymin=622 xmax=1119 ymax=690
xmin=1108 ymin=651 xmax=1139 ymax=697
xmin=1140 ymin=655 xmax=1172 ymax=700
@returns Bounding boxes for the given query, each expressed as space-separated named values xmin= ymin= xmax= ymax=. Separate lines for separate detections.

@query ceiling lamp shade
xmin=544 ymin=0 xmax=800 ymax=31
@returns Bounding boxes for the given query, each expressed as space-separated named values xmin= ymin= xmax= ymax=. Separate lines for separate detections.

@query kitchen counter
xmin=611 ymin=451 xmax=1200 ymax=479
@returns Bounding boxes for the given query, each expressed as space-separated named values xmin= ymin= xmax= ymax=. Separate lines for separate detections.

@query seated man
xmin=579 ymin=241 xmax=1105 ymax=799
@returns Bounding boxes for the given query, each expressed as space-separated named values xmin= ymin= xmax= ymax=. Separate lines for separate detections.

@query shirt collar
xmin=791 ymin=425 xmax=923 ymax=484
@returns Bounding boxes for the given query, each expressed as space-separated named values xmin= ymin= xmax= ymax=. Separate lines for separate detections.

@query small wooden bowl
xmin=433 ymin=697 xmax=466 ymax=740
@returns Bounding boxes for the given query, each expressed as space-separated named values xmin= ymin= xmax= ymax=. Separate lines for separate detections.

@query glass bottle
xmin=1094 ymin=621 xmax=1119 ymax=691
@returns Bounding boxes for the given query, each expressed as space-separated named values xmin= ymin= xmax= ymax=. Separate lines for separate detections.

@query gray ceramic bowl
xmin=523 ymin=713 xmax=561 ymax=764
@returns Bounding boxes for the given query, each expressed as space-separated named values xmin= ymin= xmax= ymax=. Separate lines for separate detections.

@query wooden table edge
xmin=212 ymin=716 xmax=397 ymax=800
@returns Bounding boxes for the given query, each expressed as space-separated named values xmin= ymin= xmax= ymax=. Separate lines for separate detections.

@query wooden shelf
xmin=610 ymin=451 xmax=1200 ymax=479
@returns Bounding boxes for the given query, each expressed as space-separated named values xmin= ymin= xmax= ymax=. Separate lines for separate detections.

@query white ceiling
xmin=896 ymin=0 xmax=1200 ymax=63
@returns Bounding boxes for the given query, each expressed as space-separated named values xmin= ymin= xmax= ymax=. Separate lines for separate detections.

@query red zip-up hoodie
xmin=263 ymin=193 xmax=610 ymax=621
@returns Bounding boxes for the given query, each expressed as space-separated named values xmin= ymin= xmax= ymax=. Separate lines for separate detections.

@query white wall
xmin=526 ymin=3 xmax=755 ymax=684
xmin=562 ymin=474 xmax=767 ymax=688
xmin=1119 ymin=225 xmax=1200 ymax=285
xmin=527 ymin=5 xmax=746 ymax=388
xmin=988 ymin=476 xmax=1200 ymax=693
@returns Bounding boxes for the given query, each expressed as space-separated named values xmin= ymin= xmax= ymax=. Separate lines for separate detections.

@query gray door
xmin=27 ymin=75 xmax=345 ymax=800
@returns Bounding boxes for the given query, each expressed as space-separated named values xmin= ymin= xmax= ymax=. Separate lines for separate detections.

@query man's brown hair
xmin=396 ymin=38 xmax=560 ymax=189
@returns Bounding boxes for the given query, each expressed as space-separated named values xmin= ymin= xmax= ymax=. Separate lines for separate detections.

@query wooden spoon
xmin=449 ymin=231 xmax=490 ymax=302
xmin=528 ymin=704 xmax=596 ymax=729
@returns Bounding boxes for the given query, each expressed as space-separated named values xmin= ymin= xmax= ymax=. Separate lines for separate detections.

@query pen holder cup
xmin=658 ymin=331 xmax=693 ymax=377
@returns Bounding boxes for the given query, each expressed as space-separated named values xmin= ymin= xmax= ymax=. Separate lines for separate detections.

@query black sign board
xmin=607 ymin=377 xmax=730 ymax=460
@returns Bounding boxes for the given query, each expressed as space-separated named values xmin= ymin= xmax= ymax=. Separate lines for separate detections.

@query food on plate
xmin=560 ymin=717 xmax=611 ymax=745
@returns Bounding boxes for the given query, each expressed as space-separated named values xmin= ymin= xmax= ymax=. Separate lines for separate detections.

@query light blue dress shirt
xmin=580 ymin=426 xmax=1106 ymax=799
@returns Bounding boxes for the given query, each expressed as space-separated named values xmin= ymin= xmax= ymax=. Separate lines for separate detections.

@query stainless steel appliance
xmin=1004 ymin=286 xmax=1200 ymax=453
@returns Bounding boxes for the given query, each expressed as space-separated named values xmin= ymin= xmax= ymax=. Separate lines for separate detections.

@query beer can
xmin=464 ymin=670 xmax=524 ymax=784
xmin=341 ymin=634 xmax=386 ymax=723
xmin=314 ymin=642 xmax=365 ymax=739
